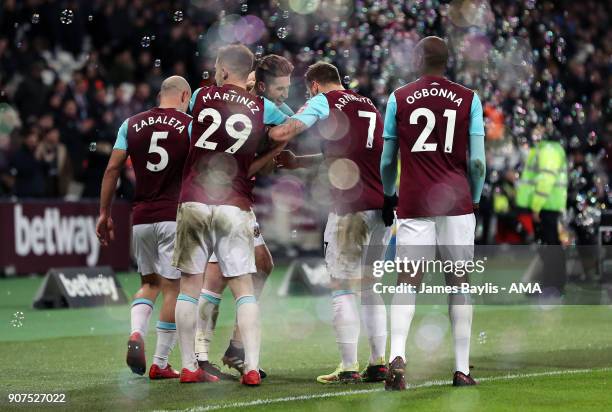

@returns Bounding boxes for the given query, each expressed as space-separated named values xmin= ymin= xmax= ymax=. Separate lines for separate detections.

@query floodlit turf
xmin=1 ymin=270 xmax=611 ymax=411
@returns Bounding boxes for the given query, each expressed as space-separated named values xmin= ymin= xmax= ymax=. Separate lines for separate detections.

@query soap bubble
xmin=10 ymin=311 xmax=24 ymax=328
xmin=277 ymin=27 xmax=289 ymax=39
xmin=60 ymin=9 xmax=74 ymax=24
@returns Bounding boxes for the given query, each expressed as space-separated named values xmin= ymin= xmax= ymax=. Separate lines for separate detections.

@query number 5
xmin=358 ymin=110 xmax=376 ymax=148
xmin=146 ymin=131 xmax=169 ymax=172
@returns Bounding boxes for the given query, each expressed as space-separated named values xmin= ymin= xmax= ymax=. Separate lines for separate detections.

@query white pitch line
xmin=154 ymin=367 xmax=612 ymax=412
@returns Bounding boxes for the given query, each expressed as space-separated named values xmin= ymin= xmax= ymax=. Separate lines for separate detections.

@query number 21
xmin=410 ymin=108 xmax=456 ymax=153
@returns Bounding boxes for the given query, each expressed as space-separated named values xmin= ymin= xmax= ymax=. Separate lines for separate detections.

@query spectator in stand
xmin=7 ymin=129 xmax=46 ymax=197
xmin=36 ymin=127 xmax=72 ymax=197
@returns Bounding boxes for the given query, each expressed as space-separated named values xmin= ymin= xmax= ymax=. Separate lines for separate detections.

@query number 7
xmin=358 ymin=110 xmax=376 ymax=148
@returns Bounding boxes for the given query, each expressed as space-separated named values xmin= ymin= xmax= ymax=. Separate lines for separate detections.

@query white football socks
xmin=449 ymin=293 xmax=473 ymax=375
xmin=236 ymin=295 xmax=260 ymax=372
xmin=175 ymin=294 xmax=199 ymax=372
xmin=332 ymin=291 xmax=360 ymax=370
xmin=153 ymin=321 xmax=177 ymax=369
xmin=388 ymin=291 xmax=416 ymax=362
xmin=130 ymin=298 xmax=154 ymax=337
xmin=360 ymin=290 xmax=387 ymax=364
xmin=230 ymin=270 xmax=268 ymax=350
xmin=195 ymin=289 xmax=222 ymax=363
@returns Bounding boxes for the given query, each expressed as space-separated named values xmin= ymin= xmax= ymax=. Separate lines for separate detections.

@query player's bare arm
xmin=268 ymin=118 xmax=308 ymax=142
xmin=248 ymin=141 xmax=288 ymax=177
xmin=96 ymin=149 xmax=127 ymax=246
xmin=276 ymin=150 xmax=323 ymax=169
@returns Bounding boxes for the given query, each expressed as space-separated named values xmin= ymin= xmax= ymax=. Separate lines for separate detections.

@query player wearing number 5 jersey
xmin=380 ymin=37 xmax=486 ymax=390
xmin=96 ymin=76 xmax=193 ymax=381
xmin=270 ymin=62 xmax=391 ymax=385
xmin=172 ymin=44 xmax=289 ymax=386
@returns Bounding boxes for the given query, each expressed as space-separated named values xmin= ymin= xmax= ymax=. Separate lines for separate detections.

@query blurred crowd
xmin=0 ymin=0 xmax=610 ymax=245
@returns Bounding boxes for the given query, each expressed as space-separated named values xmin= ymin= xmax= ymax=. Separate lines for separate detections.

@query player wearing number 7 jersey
xmin=96 ymin=76 xmax=193 ymax=381
xmin=172 ymin=44 xmax=289 ymax=386
xmin=270 ymin=62 xmax=392 ymax=385
xmin=380 ymin=36 xmax=486 ymax=391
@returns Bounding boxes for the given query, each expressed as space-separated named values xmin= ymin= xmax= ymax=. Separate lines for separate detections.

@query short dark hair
xmin=217 ymin=44 xmax=254 ymax=79
xmin=255 ymin=54 xmax=294 ymax=85
xmin=305 ymin=62 xmax=341 ymax=85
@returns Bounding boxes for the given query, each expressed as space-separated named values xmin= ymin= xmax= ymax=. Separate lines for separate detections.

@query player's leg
xmin=214 ymin=205 xmax=261 ymax=386
xmin=149 ymin=222 xmax=181 ymax=379
xmin=127 ymin=224 xmax=161 ymax=375
xmin=224 ymin=221 xmax=272 ymax=377
xmin=227 ymin=275 xmax=261 ymax=386
xmin=360 ymin=210 xmax=391 ymax=382
xmin=171 ymin=202 xmax=219 ymax=383
xmin=149 ymin=277 xmax=180 ymax=379
xmin=437 ymin=214 xmax=477 ymax=386
xmin=317 ymin=213 xmax=362 ymax=384
xmin=127 ymin=274 xmax=160 ymax=375
xmin=386 ymin=217 xmax=435 ymax=391
xmin=195 ymin=258 xmax=234 ymax=380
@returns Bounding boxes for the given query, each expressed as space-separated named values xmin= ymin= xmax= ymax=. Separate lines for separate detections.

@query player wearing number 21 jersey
xmin=270 ymin=62 xmax=391 ymax=385
xmin=380 ymin=36 xmax=486 ymax=391
xmin=171 ymin=44 xmax=289 ymax=386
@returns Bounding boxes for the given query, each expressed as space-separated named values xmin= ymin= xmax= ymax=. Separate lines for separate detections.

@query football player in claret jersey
xmin=171 ymin=44 xmax=290 ymax=386
xmin=380 ymin=36 xmax=486 ymax=390
xmin=96 ymin=76 xmax=193 ymax=380
xmin=196 ymin=54 xmax=295 ymax=379
xmin=270 ymin=62 xmax=391 ymax=384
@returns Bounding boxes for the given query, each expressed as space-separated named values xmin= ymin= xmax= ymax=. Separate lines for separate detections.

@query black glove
xmin=382 ymin=194 xmax=398 ymax=227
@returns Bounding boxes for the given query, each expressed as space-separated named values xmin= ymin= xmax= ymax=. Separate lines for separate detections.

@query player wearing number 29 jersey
xmin=172 ymin=45 xmax=289 ymax=386
xmin=179 ymin=84 xmax=285 ymax=210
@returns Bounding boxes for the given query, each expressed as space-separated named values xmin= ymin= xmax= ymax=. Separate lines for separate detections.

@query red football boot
xmin=149 ymin=363 xmax=180 ymax=380
xmin=126 ymin=332 xmax=146 ymax=376
xmin=453 ymin=371 xmax=477 ymax=386
xmin=180 ymin=367 xmax=220 ymax=383
xmin=240 ymin=370 xmax=261 ymax=386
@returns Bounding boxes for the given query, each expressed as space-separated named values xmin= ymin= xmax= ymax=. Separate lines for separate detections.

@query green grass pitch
xmin=1 ymin=269 xmax=611 ymax=411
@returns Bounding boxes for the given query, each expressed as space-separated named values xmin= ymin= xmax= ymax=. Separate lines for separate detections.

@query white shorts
xmin=132 ymin=222 xmax=180 ymax=280
xmin=324 ymin=210 xmax=392 ymax=279
xmin=396 ymin=214 xmax=475 ymax=261
xmin=172 ymin=202 xmax=256 ymax=277
xmin=209 ymin=219 xmax=265 ymax=263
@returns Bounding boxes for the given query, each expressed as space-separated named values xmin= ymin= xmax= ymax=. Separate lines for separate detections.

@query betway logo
xmin=59 ymin=273 xmax=119 ymax=301
xmin=14 ymin=205 xmax=100 ymax=266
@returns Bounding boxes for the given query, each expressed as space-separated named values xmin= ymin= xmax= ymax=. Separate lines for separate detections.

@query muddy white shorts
xmin=172 ymin=202 xmax=256 ymax=277
xmin=208 ymin=213 xmax=264 ymax=263
xmin=324 ymin=209 xmax=392 ymax=279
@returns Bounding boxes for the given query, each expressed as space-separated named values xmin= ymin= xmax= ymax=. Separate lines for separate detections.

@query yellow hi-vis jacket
xmin=516 ymin=140 xmax=567 ymax=213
